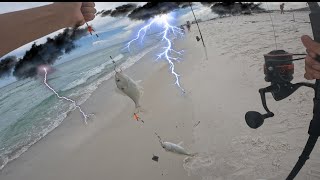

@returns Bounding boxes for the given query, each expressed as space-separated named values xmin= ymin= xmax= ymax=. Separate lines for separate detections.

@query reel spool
xmin=264 ymin=50 xmax=294 ymax=83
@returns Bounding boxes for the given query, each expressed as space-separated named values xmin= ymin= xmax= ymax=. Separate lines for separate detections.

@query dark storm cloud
xmin=0 ymin=27 xmax=88 ymax=80
xmin=98 ymin=2 xmax=193 ymax=21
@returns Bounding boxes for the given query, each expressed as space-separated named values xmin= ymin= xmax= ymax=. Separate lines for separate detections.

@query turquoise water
xmin=0 ymin=33 xmax=162 ymax=170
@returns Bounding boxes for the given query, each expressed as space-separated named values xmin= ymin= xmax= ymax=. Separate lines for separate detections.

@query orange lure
xmin=133 ymin=113 xmax=144 ymax=123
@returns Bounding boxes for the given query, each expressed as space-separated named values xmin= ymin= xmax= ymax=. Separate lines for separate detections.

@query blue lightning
xmin=125 ymin=14 xmax=185 ymax=93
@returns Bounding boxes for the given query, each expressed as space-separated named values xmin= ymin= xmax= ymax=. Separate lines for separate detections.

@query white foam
xmin=112 ymin=54 xmax=124 ymax=61
xmin=0 ymin=103 xmax=73 ymax=171
xmin=0 ymin=43 xmax=161 ymax=171
xmin=62 ymin=53 xmax=125 ymax=91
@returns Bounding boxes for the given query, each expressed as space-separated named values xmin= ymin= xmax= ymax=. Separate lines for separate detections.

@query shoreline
xmin=0 ymin=32 xmax=201 ymax=179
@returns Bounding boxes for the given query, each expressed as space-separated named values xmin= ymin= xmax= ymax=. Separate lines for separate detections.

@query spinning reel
xmin=245 ymin=50 xmax=314 ymax=129
xmin=245 ymin=2 xmax=320 ymax=179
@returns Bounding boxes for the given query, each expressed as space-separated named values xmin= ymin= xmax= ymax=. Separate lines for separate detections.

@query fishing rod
xmin=245 ymin=2 xmax=320 ymax=179
xmin=188 ymin=2 xmax=206 ymax=48
xmin=188 ymin=2 xmax=208 ymax=60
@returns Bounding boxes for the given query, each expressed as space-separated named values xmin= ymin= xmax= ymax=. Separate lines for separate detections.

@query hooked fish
xmin=115 ymin=70 xmax=144 ymax=113
xmin=160 ymin=141 xmax=197 ymax=157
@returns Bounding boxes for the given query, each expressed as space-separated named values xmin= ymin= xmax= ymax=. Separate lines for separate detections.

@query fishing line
xmin=85 ymin=22 xmax=99 ymax=38
xmin=265 ymin=2 xmax=278 ymax=50
xmin=189 ymin=2 xmax=208 ymax=60
xmin=290 ymin=10 xmax=299 ymax=32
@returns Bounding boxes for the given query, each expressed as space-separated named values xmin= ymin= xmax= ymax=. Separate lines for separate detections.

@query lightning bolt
xmin=43 ymin=68 xmax=90 ymax=124
xmin=125 ymin=14 xmax=185 ymax=93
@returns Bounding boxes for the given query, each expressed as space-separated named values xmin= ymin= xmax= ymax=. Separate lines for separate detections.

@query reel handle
xmin=245 ymin=86 xmax=275 ymax=129
xmin=245 ymin=83 xmax=314 ymax=129
xmin=245 ymin=111 xmax=274 ymax=129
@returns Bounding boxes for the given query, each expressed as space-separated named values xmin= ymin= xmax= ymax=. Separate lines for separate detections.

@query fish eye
xmin=116 ymin=79 xmax=120 ymax=82
xmin=121 ymin=87 xmax=125 ymax=90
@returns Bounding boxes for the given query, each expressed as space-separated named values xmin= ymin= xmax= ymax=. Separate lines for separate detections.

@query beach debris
xmin=152 ymin=154 xmax=159 ymax=162
xmin=155 ymin=133 xmax=197 ymax=157
xmin=193 ymin=121 xmax=200 ymax=127
xmin=115 ymin=70 xmax=144 ymax=114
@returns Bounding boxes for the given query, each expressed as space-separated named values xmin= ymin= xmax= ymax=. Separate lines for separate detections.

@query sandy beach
xmin=1 ymin=11 xmax=320 ymax=180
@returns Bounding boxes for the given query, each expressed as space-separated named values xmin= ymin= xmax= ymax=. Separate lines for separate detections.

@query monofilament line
xmin=266 ymin=2 xmax=278 ymax=50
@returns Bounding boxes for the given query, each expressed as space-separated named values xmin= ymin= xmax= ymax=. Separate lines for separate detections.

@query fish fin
xmin=177 ymin=141 xmax=184 ymax=146
xmin=115 ymin=87 xmax=126 ymax=96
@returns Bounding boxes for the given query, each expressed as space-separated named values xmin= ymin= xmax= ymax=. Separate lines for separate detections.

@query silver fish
xmin=115 ymin=70 xmax=144 ymax=113
xmin=161 ymin=141 xmax=196 ymax=157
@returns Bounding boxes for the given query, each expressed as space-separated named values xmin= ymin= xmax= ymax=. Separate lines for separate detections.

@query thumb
xmin=301 ymin=35 xmax=320 ymax=55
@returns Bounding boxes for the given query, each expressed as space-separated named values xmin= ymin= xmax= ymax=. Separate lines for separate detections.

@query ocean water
xmin=0 ymin=33 xmax=162 ymax=170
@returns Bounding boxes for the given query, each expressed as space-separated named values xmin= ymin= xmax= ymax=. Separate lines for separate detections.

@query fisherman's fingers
xmin=83 ymin=14 xmax=95 ymax=22
xmin=304 ymin=66 xmax=313 ymax=80
xmin=81 ymin=2 xmax=96 ymax=22
xmin=81 ymin=7 xmax=97 ymax=14
xmin=305 ymin=57 xmax=320 ymax=80
xmin=82 ymin=2 xmax=95 ymax=8
xmin=301 ymin=35 xmax=320 ymax=56
xmin=306 ymin=49 xmax=317 ymax=59
xmin=305 ymin=54 xmax=320 ymax=68
xmin=302 ymin=35 xmax=320 ymax=80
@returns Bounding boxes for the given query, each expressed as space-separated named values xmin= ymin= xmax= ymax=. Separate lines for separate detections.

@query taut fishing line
xmin=265 ymin=2 xmax=278 ymax=50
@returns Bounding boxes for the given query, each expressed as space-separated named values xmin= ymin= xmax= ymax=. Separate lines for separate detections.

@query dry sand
xmin=0 ymin=12 xmax=320 ymax=180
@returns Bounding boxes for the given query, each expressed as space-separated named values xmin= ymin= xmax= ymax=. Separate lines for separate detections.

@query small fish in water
xmin=115 ymin=69 xmax=144 ymax=113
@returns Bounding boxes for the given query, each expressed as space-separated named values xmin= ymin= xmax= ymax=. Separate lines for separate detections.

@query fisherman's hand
xmin=301 ymin=35 xmax=320 ymax=80
xmin=53 ymin=2 xmax=96 ymax=27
